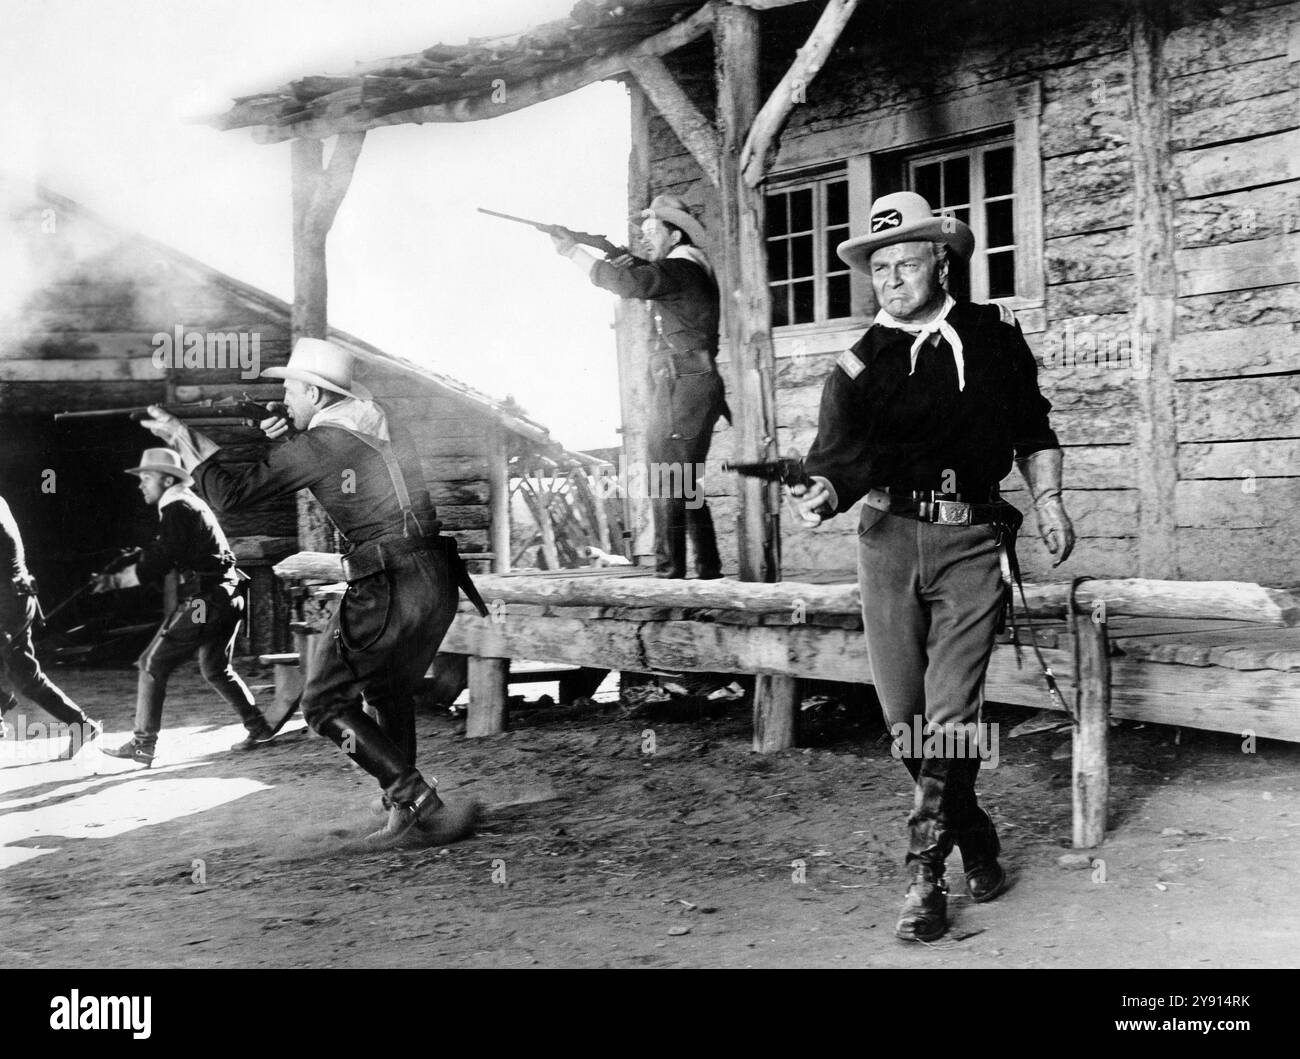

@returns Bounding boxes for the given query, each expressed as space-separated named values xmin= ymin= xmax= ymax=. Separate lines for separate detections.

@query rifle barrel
xmin=477 ymin=207 xmax=549 ymax=230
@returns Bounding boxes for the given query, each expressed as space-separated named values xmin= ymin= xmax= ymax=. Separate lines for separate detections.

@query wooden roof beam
xmin=740 ymin=0 xmax=861 ymax=187
xmin=250 ymin=4 xmax=716 ymax=143
xmin=626 ymin=56 xmax=721 ymax=187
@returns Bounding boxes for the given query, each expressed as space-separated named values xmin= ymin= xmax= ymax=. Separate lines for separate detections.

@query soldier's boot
xmin=948 ymin=757 xmax=1007 ymax=902
xmin=103 ymin=738 xmax=155 ymax=767
xmin=895 ymin=859 xmax=949 ymax=943
xmin=688 ymin=501 xmax=723 ymax=580
xmin=315 ymin=709 xmax=479 ymax=850
xmin=957 ymin=806 xmax=1008 ymax=903
xmin=895 ymin=758 xmax=958 ymax=943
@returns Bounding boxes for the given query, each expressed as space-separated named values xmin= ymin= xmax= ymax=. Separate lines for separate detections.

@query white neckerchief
xmin=158 ymin=483 xmax=198 ymax=511
xmin=667 ymin=245 xmax=714 ymax=279
xmin=309 ymin=397 xmax=390 ymax=442
xmin=874 ymin=294 xmax=964 ymax=391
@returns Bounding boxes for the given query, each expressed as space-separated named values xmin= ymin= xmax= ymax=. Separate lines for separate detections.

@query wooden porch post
xmin=289 ymin=133 xmax=365 ymax=551
xmin=715 ymin=2 xmax=781 ymax=586
xmin=1073 ymin=616 xmax=1111 ymax=848
xmin=487 ymin=423 xmax=511 ymax=573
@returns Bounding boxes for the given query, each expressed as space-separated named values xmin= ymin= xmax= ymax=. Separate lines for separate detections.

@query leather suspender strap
xmin=335 ymin=426 xmax=427 ymax=539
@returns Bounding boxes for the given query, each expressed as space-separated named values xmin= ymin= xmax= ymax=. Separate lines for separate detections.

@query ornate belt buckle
xmin=934 ymin=500 xmax=971 ymax=526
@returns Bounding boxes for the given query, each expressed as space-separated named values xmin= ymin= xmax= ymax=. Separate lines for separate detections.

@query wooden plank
xmin=1176 ymin=235 xmax=1300 ymax=296
xmin=278 ymin=551 xmax=1300 ymax=625
xmin=1177 ymin=526 xmax=1300 ymax=582
xmin=422 ymin=456 xmax=490 ymax=482
xmin=1173 ymin=478 xmax=1300 ymax=529
xmin=1177 ymin=129 xmax=1300 ymax=198
xmin=1171 ymin=322 xmax=1299 ymax=379
xmin=237 ymin=5 xmax=716 ymax=142
xmin=0 ymin=358 xmax=165 ymax=382
xmin=1175 ymin=376 xmax=1300 ymax=442
xmin=436 ymin=505 xmax=491 ymax=531
xmin=439 ymin=610 xmax=1300 ymax=742
xmin=1178 ymin=439 xmax=1300 ymax=479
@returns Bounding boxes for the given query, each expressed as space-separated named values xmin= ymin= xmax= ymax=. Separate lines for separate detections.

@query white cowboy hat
xmin=126 ymin=447 xmax=192 ymax=487
xmin=837 ymin=191 xmax=975 ymax=274
xmin=261 ymin=337 xmax=372 ymax=402
xmin=640 ymin=193 xmax=707 ymax=247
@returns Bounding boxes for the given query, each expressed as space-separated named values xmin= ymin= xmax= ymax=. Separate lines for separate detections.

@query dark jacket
xmin=805 ymin=301 xmax=1059 ymax=513
xmin=136 ymin=488 xmax=240 ymax=591
xmin=590 ymin=250 xmax=727 ymax=443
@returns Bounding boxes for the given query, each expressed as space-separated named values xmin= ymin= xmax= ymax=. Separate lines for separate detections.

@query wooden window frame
xmin=765 ymin=166 xmax=852 ymax=330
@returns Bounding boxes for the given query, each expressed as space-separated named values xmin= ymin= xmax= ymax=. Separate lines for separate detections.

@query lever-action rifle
xmin=55 ymin=397 xmax=281 ymax=427
xmin=478 ymin=207 xmax=631 ymax=260
xmin=723 ymin=457 xmax=814 ymax=491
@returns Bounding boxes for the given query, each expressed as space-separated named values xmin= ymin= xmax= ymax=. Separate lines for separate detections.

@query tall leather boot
xmin=896 ymin=757 xmax=957 ymax=942
xmin=951 ymin=757 xmax=1008 ymax=902
xmin=317 ymin=709 xmax=481 ymax=850
xmin=687 ymin=500 xmax=723 ymax=579
xmin=652 ymin=495 xmax=687 ymax=578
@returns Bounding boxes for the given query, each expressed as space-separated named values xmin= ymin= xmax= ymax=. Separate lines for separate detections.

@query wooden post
xmin=1072 ymin=616 xmax=1111 ymax=848
xmin=1130 ymin=1 xmax=1180 ymax=578
xmin=753 ymin=674 xmax=798 ymax=753
xmin=716 ymin=2 xmax=781 ymax=584
xmin=487 ymin=424 xmax=511 ymax=573
xmin=466 ymin=656 xmax=509 ymax=737
xmin=290 ymin=133 xmax=365 ymax=552
xmin=617 ymin=83 xmax=657 ymax=567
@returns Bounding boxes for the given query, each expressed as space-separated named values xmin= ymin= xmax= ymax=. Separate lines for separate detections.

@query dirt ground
xmin=2 ymin=660 xmax=1297 ymax=969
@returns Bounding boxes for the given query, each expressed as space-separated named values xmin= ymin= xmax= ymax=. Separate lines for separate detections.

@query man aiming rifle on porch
xmin=540 ymin=195 xmax=729 ymax=580
xmin=791 ymin=191 xmax=1075 ymax=942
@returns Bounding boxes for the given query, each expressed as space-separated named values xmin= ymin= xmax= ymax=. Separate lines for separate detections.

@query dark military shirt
xmin=804 ymin=301 xmax=1059 ymax=513
xmin=135 ymin=489 xmax=238 ymax=586
xmin=193 ymin=413 xmax=438 ymax=549
xmin=590 ymin=250 xmax=720 ymax=358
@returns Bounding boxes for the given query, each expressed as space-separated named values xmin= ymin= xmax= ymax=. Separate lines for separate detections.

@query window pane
xmin=826 ymin=179 xmax=848 ymax=225
xmin=792 ymin=280 xmax=815 ymax=324
xmin=988 ymin=250 xmax=1015 ymax=298
xmin=985 ymin=146 xmax=1014 ymax=198
xmin=767 ymin=193 xmax=788 ymax=237
xmin=771 ymin=283 xmax=789 ymax=328
xmin=915 ymin=162 xmax=940 ymax=207
xmin=826 ymin=224 xmax=849 ymax=272
xmin=827 ymin=274 xmax=852 ymax=319
xmin=790 ymin=188 xmax=813 ymax=232
xmin=944 ymin=157 xmax=970 ymax=208
xmin=986 ymin=199 xmax=1014 ymax=248
xmin=791 ymin=234 xmax=813 ymax=277
xmin=768 ymin=239 xmax=789 ymax=282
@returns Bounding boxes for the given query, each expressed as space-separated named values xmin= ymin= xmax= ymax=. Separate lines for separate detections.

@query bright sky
xmin=0 ymin=0 xmax=632 ymax=449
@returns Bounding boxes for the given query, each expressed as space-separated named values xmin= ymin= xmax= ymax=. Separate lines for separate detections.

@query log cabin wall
xmin=0 ymin=182 xmax=296 ymax=607
xmin=627 ymin=0 xmax=1299 ymax=583
xmin=352 ymin=363 xmax=494 ymax=561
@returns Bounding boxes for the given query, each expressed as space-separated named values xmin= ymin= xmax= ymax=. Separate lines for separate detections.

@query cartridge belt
xmin=868 ymin=487 xmax=1008 ymax=527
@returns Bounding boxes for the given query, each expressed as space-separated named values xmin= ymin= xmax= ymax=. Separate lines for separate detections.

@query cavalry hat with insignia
xmin=836 ymin=191 xmax=975 ymax=275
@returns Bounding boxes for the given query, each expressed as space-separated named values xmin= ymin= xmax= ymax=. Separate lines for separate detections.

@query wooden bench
xmin=272 ymin=552 xmax=1300 ymax=849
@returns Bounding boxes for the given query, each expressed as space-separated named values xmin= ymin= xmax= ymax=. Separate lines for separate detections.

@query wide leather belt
xmin=340 ymin=534 xmax=432 ymax=582
xmin=649 ymin=348 xmax=714 ymax=377
xmin=868 ymin=488 xmax=1006 ymax=527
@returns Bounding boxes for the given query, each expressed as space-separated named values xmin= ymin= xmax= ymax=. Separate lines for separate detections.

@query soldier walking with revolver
xmin=793 ymin=191 xmax=1075 ymax=942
